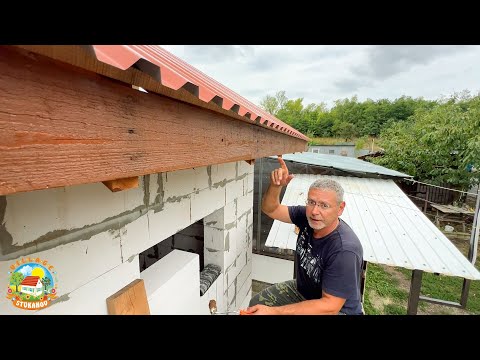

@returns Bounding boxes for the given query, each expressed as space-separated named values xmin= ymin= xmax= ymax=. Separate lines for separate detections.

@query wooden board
xmin=106 ymin=279 xmax=150 ymax=315
xmin=0 ymin=46 xmax=307 ymax=196
xmin=103 ymin=177 xmax=139 ymax=192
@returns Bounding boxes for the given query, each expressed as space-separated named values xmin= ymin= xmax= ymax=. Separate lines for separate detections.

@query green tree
xmin=42 ymin=277 xmax=51 ymax=292
xmin=332 ymin=121 xmax=357 ymax=141
xmin=373 ymin=92 xmax=480 ymax=191
xmin=10 ymin=272 xmax=24 ymax=293
xmin=259 ymin=90 xmax=288 ymax=116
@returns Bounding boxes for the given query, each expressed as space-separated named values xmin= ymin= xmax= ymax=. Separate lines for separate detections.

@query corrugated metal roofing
xmin=265 ymin=174 xmax=480 ymax=280
xmin=275 ymin=152 xmax=411 ymax=178
xmin=90 ymin=45 xmax=308 ymax=141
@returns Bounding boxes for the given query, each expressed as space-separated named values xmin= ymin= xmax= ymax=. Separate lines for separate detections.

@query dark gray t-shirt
xmin=288 ymin=206 xmax=364 ymax=315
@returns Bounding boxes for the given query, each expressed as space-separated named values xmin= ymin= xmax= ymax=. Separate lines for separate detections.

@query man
xmin=245 ymin=156 xmax=364 ymax=315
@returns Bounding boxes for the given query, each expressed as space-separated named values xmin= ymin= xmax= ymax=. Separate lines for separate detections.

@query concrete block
xmin=245 ymin=172 xmax=254 ymax=194
xmin=221 ymin=162 xmax=237 ymax=182
xmin=225 ymin=180 xmax=244 ymax=205
xmin=236 ymin=273 xmax=252 ymax=310
xmin=37 ymin=256 xmax=140 ymax=315
xmin=237 ymin=193 xmax=253 ymax=218
xmin=226 ymin=256 xmax=242 ymax=289
xmin=224 ymin=200 xmax=237 ymax=227
xmin=141 ymin=250 xmax=201 ymax=314
xmin=204 ymin=227 xmax=226 ymax=251
xmin=147 ymin=200 xmax=191 ymax=250
xmin=0 ymin=229 xmax=124 ymax=314
xmin=193 ymin=166 xmax=210 ymax=191
xmin=191 ymin=186 xmax=225 ymax=223
xmin=147 ymin=173 xmax=160 ymax=206
xmin=226 ymin=280 xmax=236 ymax=309
xmin=210 ymin=164 xmax=225 ymax=185
xmin=237 ymin=160 xmax=252 ymax=178
xmin=118 ymin=213 xmax=150 ymax=260
xmin=239 ymin=288 xmax=252 ymax=310
xmin=236 ymin=255 xmax=252 ymax=291
xmin=204 ymin=248 xmax=224 ymax=270
xmin=163 ymin=169 xmax=195 ymax=200
xmin=3 ymin=181 xmax=144 ymax=247
xmin=215 ymin=273 xmax=225 ymax=312
xmin=204 ymin=207 xmax=224 ymax=230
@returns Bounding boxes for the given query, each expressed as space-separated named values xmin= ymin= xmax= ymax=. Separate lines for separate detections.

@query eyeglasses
xmin=305 ymin=199 xmax=332 ymax=210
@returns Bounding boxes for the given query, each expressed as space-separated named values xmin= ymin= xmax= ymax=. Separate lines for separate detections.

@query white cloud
xmin=19 ymin=265 xmax=33 ymax=277
xmin=160 ymin=45 xmax=480 ymax=109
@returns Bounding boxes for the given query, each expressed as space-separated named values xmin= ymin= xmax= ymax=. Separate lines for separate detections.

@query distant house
xmin=20 ymin=276 xmax=43 ymax=297
xmin=308 ymin=143 xmax=368 ymax=158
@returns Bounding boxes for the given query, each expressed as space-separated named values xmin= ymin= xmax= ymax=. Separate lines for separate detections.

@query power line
xmin=404 ymin=178 xmax=479 ymax=196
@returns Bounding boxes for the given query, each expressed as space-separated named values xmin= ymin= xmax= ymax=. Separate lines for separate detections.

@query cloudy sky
xmin=160 ymin=45 xmax=480 ymax=109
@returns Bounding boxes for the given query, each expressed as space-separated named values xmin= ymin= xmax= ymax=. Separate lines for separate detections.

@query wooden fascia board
xmin=0 ymin=46 xmax=307 ymax=196
xmin=14 ymin=45 xmax=304 ymax=141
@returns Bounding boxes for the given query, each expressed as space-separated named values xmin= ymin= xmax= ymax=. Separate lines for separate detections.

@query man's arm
xmin=262 ymin=156 xmax=294 ymax=223
xmin=246 ymin=291 xmax=346 ymax=315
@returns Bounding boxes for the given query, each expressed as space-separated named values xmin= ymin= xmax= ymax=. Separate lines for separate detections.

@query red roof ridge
xmin=20 ymin=276 xmax=42 ymax=286
xmin=90 ymin=45 xmax=308 ymax=141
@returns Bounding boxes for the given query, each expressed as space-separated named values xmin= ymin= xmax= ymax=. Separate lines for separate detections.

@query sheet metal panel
xmin=276 ymin=152 xmax=411 ymax=178
xmin=264 ymin=174 xmax=480 ymax=280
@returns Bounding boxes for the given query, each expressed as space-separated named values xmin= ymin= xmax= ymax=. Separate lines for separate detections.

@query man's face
xmin=305 ymin=188 xmax=345 ymax=231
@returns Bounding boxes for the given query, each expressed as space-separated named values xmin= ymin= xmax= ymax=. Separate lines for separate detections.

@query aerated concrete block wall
xmin=0 ymin=161 xmax=253 ymax=314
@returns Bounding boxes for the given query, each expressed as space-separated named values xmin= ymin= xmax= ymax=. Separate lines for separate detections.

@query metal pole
xmin=460 ymin=187 xmax=479 ymax=308
xmin=467 ymin=187 xmax=480 ymax=264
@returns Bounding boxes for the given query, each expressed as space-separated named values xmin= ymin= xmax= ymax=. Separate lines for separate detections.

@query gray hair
xmin=309 ymin=178 xmax=344 ymax=204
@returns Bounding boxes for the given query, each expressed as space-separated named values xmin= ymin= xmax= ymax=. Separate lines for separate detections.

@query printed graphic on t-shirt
xmin=297 ymin=227 xmax=322 ymax=284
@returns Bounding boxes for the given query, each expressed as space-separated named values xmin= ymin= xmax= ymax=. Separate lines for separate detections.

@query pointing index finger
xmin=277 ymin=155 xmax=288 ymax=170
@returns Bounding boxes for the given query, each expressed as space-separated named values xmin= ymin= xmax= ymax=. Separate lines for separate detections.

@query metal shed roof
xmin=265 ymin=174 xmax=480 ymax=280
xmin=90 ymin=45 xmax=308 ymax=141
xmin=276 ymin=152 xmax=411 ymax=178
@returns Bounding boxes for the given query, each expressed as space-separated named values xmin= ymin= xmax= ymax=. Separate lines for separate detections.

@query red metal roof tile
xmin=20 ymin=276 xmax=41 ymax=286
xmin=90 ymin=45 xmax=308 ymax=141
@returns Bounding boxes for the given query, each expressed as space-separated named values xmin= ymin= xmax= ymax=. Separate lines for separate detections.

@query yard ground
xmin=252 ymin=235 xmax=479 ymax=315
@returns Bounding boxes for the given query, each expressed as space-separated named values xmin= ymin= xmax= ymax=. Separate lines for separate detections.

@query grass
xmin=363 ymin=263 xmax=410 ymax=315
xmin=308 ymin=136 xmax=383 ymax=151
xmin=308 ymin=137 xmax=350 ymax=146
xmin=364 ymin=254 xmax=480 ymax=315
